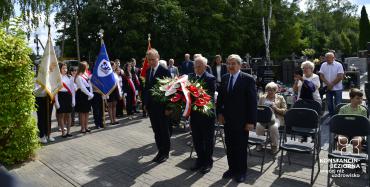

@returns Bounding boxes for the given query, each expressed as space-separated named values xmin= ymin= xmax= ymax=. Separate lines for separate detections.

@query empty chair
xmin=279 ymin=108 xmax=320 ymax=185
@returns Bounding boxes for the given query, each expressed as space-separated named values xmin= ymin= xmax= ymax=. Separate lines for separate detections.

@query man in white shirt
xmin=319 ymin=52 xmax=344 ymax=116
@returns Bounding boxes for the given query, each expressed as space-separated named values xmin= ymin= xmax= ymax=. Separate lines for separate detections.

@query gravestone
xmin=344 ymin=57 xmax=367 ymax=73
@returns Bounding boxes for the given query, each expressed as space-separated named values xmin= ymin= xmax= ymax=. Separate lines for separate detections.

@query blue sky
xmin=25 ymin=0 xmax=370 ymax=56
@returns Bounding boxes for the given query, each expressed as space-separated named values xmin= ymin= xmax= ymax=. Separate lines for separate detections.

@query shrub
xmin=0 ymin=19 xmax=39 ymax=166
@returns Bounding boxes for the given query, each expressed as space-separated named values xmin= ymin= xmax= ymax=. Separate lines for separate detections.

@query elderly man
xmin=188 ymin=56 xmax=216 ymax=174
xmin=319 ymin=52 xmax=344 ymax=116
xmin=180 ymin=53 xmax=194 ymax=75
xmin=216 ymin=54 xmax=257 ymax=183
xmin=143 ymin=48 xmax=172 ymax=163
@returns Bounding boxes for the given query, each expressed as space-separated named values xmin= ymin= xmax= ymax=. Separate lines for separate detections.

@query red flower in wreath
xmin=170 ymin=93 xmax=182 ymax=103
xmin=202 ymin=93 xmax=211 ymax=102
xmin=188 ymin=85 xmax=200 ymax=97
xmin=195 ymin=98 xmax=207 ymax=107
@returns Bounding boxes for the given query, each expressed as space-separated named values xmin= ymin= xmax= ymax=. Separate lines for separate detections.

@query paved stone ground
xmin=8 ymin=112 xmax=369 ymax=187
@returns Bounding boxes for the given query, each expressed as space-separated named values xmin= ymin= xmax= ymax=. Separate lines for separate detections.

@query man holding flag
xmin=35 ymin=30 xmax=63 ymax=143
xmin=91 ymin=30 xmax=117 ymax=128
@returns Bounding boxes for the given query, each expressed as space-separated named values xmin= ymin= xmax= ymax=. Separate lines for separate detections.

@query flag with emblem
xmin=91 ymin=43 xmax=116 ymax=95
xmin=36 ymin=33 xmax=63 ymax=100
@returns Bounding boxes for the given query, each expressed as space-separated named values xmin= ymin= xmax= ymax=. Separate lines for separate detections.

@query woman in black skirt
xmin=123 ymin=63 xmax=136 ymax=120
xmin=107 ymin=61 xmax=122 ymax=125
xmin=55 ymin=62 xmax=75 ymax=137
xmin=75 ymin=61 xmax=94 ymax=133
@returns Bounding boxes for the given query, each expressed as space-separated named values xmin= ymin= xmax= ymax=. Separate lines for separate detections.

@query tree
xmin=359 ymin=5 xmax=370 ymax=50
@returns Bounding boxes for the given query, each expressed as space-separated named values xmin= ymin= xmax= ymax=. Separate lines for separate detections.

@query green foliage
xmin=55 ymin=0 xmax=361 ymax=63
xmin=359 ymin=5 xmax=370 ymax=50
xmin=0 ymin=19 xmax=39 ymax=166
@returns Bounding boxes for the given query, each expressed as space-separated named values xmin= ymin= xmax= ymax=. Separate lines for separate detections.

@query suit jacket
xmin=168 ymin=66 xmax=179 ymax=77
xmin=216 ymin=72 xmax=257 ymax=129
xmin=211 ymin=64 xmax=227 ymax=82
xmin=180 ymin=60 xmax=194 ymax=75
xmin=143 ymin=64 xmax=171 ymax=108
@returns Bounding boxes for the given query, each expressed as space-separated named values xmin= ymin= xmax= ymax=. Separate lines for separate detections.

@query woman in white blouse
xmin=74 ymin=61 xmax=94 ymax=133
xmin=55 ymin=62 xmax=75 ymax=137
xmin=293 ymin=61 xmax=322 ymax=104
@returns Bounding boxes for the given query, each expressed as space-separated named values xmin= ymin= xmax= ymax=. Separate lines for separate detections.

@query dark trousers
xmin=148 ymin=105 xmax=170 ymax=156
xmin=92 ymin=92 xmax=103 ymax=128
xmin=116 ymin=99 xmax=124 ymax=116
xmin=190 ymin=113 xmax=215 ymax=167
xmin=36 ymin=96 xmax=53 ymax=138
xmin=126 ymin=94 xmax=134 ymax=115
xmin=224 ymin=125 xmax=249 ymax=175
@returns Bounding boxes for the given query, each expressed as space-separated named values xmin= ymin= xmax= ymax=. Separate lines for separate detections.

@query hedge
xmin=0 ymin=20 xmax=39 ymax=165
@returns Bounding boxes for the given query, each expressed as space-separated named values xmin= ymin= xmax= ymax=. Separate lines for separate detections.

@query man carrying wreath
xmin=188 ymin=56 xmax=216 ymax=174
xmin=143 ymin=48 xmax=172 ymax=163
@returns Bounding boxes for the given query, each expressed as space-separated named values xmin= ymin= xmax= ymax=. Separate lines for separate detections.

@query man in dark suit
xmin=216 ymin=54 xmax=257 ymax=183
xmin=143 ymin=48 xmax=172 ymax=163
xmin=179 ymin=53 xmax=194 ymax=75
xmin=188 ymin=56 xmax=216 ymax=174
xmin=211 ymin=55 xmax=227 ymax=91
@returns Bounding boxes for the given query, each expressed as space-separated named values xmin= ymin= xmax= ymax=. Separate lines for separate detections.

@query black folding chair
xmin=248 ymin=105 xmax=274 ymax=172
xmin=279 ymin=108 xmax=320 ymax=185
xmin=327 ymin=115 xmax=370 ymax=186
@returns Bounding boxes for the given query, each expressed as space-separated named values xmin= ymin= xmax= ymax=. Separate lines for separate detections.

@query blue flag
xmin=91 ymin=43 xmax=116 ymax=95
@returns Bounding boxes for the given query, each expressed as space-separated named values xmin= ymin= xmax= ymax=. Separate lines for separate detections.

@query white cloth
xmin=297 ymin=73 xmax=321 ymax=103
xmin=216 ymin=65 xmax=221 ymax=82
xmin=114 ymin=73 xmax=123 ymax=97
xmin=319 ymin=61 xmax=344 ymax=90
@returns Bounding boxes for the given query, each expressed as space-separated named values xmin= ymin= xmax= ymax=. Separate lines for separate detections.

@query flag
xmin=36 ymin=34 xmax=63 ymax=100
xmin=140 ymin=36 xmax=152 ymax=78
xmin=91 ymin=43 xmax=116 ymax=95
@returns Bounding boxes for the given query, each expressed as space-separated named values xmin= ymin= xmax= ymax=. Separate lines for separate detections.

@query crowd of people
xmin=34 ymin=49 xmax=367 ymax=183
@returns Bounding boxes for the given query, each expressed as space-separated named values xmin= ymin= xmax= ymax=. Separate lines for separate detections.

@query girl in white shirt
xmin=55 ymin=62 xmax=75 ymax=137
xmin=75 ymin=61 xmax=94 ymax=133
xmin=107 ymin=61 xmax=122 ymax=125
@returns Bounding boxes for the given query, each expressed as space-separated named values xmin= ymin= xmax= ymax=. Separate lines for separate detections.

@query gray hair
xmin=301 ymin=60 xmax=315 ymax=70
xmin=227 ymin=54 xmax=242 ymax=65
xmin=194 ymin=56 xmax=208 ymax=66
xmin=159 ymin=60 xmax=167 ymax=68
xmin=265 ymin=82 xmax=278 ymax=91
xmin=147 ymin=48 xmax=159 ymax=57
xmin=325 ymin=52 xmax=334 ymax=58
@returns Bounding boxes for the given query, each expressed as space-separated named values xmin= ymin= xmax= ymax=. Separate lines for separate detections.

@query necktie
xmin=196 ymin=75 xmax=200 ymax=80
xmin=150 ymin=68 xmax=154 ymax=82
xmin=228 ymin=75 xmax=234 ymax=92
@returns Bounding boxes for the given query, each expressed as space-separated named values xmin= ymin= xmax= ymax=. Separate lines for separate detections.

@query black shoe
xmin=62 ymin=134 xmax=67 ymax=138
xmin=86 ymin=129 xmax=91 ymax=132
xmin=222 ymin=170 xmax=234 ymax=179
xmin=66 ymin=133 xmax=73 ymax=137
xmin=200 ymin=165 xmax=212 ymax=174
xmin=234 ymin=174 xmax=246 ymax=183
xmin=151 ymin=154 xmax=161 ymax=162
xmin=155 ymin=155 xmax=168 ymax=163
xmin=190 ymin=163 xmax=202 ymax=171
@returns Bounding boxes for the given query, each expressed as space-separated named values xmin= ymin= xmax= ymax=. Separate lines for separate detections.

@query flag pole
xmin=99 ymin=29 xmax=106 ymax=128
xmin=46 ymin=24 xmax=52 ymax=138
